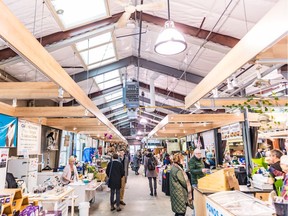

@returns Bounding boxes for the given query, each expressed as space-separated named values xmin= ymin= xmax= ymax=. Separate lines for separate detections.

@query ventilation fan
xmin=115 ymin=0 xmax=165 ymax=28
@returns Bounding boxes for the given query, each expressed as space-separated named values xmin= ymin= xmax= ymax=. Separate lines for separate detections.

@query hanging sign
xmin=221 ymin=125 xmax=230 ymax=140
xmin=17 ymin=119 xmax=41 ymax=155
xmin=229 ymin=123 xmax=242 ymax=138
xmin=0 ymin=114 xmax=17 ymax=147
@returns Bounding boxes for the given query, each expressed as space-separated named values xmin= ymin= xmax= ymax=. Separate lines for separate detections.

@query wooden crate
xmin=198 ymin=168 xmax=239 ymax=191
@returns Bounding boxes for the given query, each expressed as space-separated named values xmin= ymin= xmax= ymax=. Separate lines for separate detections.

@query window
xmin=48 ymin=0 xmax=108 ymax=30
xmin=59 ymin=131 xmax=73 ymax=166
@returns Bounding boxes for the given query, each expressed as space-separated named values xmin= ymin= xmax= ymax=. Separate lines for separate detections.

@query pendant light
xmin=154 ymin=0 xmax=187 ymax=55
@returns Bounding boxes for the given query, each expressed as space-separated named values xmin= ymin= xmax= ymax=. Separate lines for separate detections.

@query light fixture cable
xmin=156 ymin=0 xmax=234 ymax=115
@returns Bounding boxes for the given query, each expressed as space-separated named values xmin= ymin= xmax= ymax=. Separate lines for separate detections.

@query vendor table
xmin=28 ymin=186 xmax=75 ymax=216
xmin=69 ymin=180 xmax=104 ymax=206
xmin=194 ymin=185 xmax=273 ymax=216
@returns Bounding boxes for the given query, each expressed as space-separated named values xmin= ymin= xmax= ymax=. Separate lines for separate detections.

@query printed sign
xmin=206 ymin=198 xmax=228 ymax=216
xmin=0 ymin=148 xmax=9 ymax=168
xmin=229 ymin=123 xmax=242 ymax=138
xmin=221 ymin=123 xmax=242 ymax=140
xmin=17 ymin=119 xmax=41 ymax=155
xmin=221 ymin=125 xmax=230 ymax=140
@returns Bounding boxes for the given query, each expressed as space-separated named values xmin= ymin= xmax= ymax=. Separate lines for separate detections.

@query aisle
xmin=72 ymin=166 xmax=194 ymax=216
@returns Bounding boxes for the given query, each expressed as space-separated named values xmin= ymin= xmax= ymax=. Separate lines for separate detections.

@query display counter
xmin=28 ymin=186 xmax=75 ymax=216
xmin=194 ymin=186 xmax=273 ymax=216
xmin=69 ymin=180 xmax=104 ymax=206
xmin=206 ymin=190 xmax=275 ymax=216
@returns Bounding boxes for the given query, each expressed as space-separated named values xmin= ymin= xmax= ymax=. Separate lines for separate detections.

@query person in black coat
xmin=106 ymin=153 xmax=124 ymax=212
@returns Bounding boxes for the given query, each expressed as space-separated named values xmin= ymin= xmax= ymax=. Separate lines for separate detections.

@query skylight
xmin=97 ymin=77 xmax=121 ymax=90
xmin=105 ymin=91 xmax=123 ymax=102
xmin=48 ymin=0 xmax=108 ymax=29
xmin=80 ymin=43 xmax=115 ymax=66
xmin=94 ymin=70 xmax=120 ymax=83
xmin=93 ymin=70 xmax=122 ymax=90
xmin=75 ymin=32 xmax=117 ymax=69
xmin=110 ymin=103 xmax=124 ymax=110
xmin=76 ymin=32 xmax=112 ymax=51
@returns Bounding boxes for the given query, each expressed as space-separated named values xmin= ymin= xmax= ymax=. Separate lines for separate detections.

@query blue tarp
xmin=82 ymin=147 xmax=96 ymax=162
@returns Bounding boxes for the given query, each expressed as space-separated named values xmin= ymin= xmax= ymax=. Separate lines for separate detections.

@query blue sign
xmin=206 ymin=202 xmax=224 ymax=216
xmin=0 ymin=114 xmax=17 ymax=147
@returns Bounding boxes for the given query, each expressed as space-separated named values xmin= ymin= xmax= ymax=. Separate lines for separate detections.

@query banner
xmin=0 ymin=114 xmax=17 ymax=147
xmin=17 ymin=119 xmax=41 ymax=155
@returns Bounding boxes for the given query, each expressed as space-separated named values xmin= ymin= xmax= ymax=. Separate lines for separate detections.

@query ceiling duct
xmin=145 ymin=78 xmax=155 ymax=112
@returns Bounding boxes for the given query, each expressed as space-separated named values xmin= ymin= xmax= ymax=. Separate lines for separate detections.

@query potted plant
xmin=87 ymin=165 xmax=97 ymax=181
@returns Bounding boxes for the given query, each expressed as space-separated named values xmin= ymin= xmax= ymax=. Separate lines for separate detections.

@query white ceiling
xmin=0 ymin=0 xmax=285 ymax=135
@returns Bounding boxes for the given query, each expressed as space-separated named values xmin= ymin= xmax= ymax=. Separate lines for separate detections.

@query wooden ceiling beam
xmin=15 ymin=106 xmax=93 ymax=118
xmin=0 ymin=102 xmax=15 ymax=116
xmin=0 ymin=3 xmax=126 ymax=143
xmin=185 ymin=1 xmax=288 ymax=109
xmin=65 ymin=127 xmax=108 ymax=132
xmin=21 ymin=117 xmax=48 ymax=125
xmin=46 ymin=118 xmax=102 ymax=127
xmin=0 ymin=82 xmax=71 ymax=99
xmin=256 ymin=35 xmax=288 ymax=60
xmin=198 ymin=97 xmax=288 ymax=108
xmin=167 ymin=114 xmax=244 ymax=123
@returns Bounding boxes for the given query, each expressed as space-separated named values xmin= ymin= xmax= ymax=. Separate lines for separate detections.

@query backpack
xmin=6 ymin=172 xmax=18 ymax=188
xmin=147 ymin=157 xmax=156 ymax=171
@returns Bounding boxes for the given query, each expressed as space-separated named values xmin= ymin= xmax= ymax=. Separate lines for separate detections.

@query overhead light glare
xmin=84 ymin=109 xmax=89 ymax=116
xmin=140 ymin=118 xmax=148 ymax=125
xmin=227 ymin=78 xmax=234 ymax=90
xmin=58 ymin=87 xmax=64 ymax=98
xmin=232 ymin=75 xmax=239 ymax=87
xmin=194 ymin=101 xmax=201 ymax=109
xmin=12 ymin=98 xmax=17 ymax=107
xmin=154 ymin=20 xmax=187 ymax=55
xmin=212 ymin=88 xmax=218 ymax=98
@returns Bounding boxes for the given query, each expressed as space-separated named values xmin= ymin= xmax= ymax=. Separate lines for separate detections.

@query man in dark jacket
xmin=119 ymin=149 xmax=129 ymax=205
xmin=106 ymin=153 xmax=124 ymax=212
xmin=188 ymin=148 xmax=208 ymax=187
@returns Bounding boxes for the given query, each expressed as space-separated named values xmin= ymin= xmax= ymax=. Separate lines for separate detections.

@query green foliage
xmin=222 ymin=95 xmax=287 ymax=132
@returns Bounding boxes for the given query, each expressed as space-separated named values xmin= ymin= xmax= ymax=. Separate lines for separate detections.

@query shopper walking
xmin=144 ymin=149 xmax=158 ymax=196
xmin=119 ymin=149 xmax=129 ymax=205
xmin=106 ymin=153 xmax=124 ymax=212
xmin=170 ymin=153 xmax=193 ymax=216
xmin=188 ymin=148 xmax=208 ymax=188
xmin=133 ymin=151 xmax=141 ymax=175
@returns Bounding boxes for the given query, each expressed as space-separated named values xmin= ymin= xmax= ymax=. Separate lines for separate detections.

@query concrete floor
xmin=71 ymin=167 xmax=194 ymax=216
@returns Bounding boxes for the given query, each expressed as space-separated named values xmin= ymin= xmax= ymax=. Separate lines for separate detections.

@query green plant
xmin=87 ymin=165 xmax=98 ymax=178
xmin=223 ymin=94 xmax=288 ymax=131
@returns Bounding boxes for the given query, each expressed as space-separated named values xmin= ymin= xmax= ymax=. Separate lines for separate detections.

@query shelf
xmin=0 ymin=189 xmax=32 ymax=215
